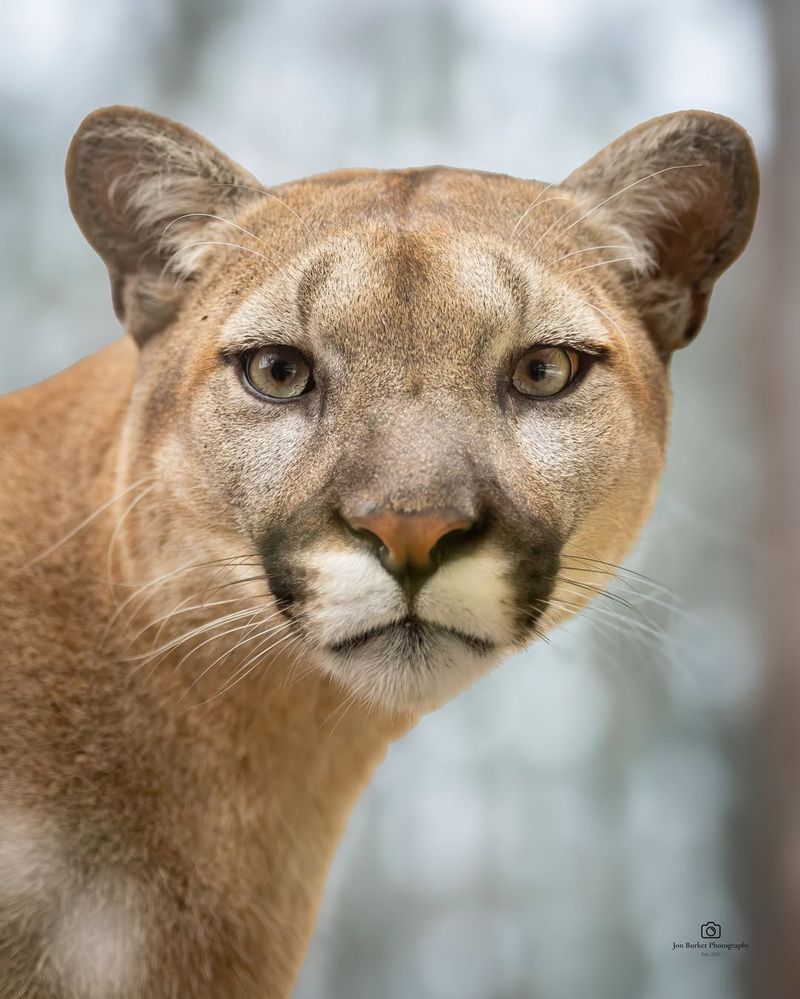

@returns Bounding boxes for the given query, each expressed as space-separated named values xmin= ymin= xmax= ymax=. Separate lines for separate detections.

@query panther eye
xmin=511 ymin=346 xmax=580 ymax=398
xmin=243 ymin=345 xmax=314 ymax=400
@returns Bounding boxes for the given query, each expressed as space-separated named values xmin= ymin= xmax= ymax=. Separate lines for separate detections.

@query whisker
xmin=526 ymin=203 xmax=583 ymax=255
xmin=542 ymin=595 xmax=667 ymax=653
xmin=105 ymin=482 xmax=158 ymax=606
xmin=509 ymin=182 xmax=553 ymax=242
xmin=159 ymin=213 xmax=279 ymax=256
xmin=100 ymin=552 xmax=263 ymax=646
xmin=552 ymin=244 xmax=630 ymax=264
xmin=125 ymin=595 xmax=260 ymax=650
xmin=232 ymin=620 xmax=300 ymax=682
xmin=325 ymin=687 xmax=362 ymax=737
xmin=515 ymin=196 xmax=578 ymax=250
xmin=510 ymin=194 xmax=574 ymax=245
xmin=109 ymin=552 xmax=263 ymax=589
xmin=9 ymin=475 xmax=154 ymax=579
xmin=195 ymin=630 xmax=301 ymax=706
xmin=208 ymin=181 xmax=315 ymax=239
xmin=125 ymin=605 xmax=270 ymax=664
xmin=178 ymin=615 xmax=291 ymax=698
xmin=555 ymin=574 xmax=640 ymax=615
xmin=169 ymin=240 xmax=276 ymax=267
xmin=136 ymin=615 xmax=273 ymax=683
xmin=548 ymin=163 xmax=704 ymax=246
xmin=560 ymin=548 xmax=678 ymax=595
xmin=577 ymin=299 xmax=632 ymax=361
xmin=559 ymin=566 xmax=687 ymax=619
xmin=198 ymin=572 xmax=270 ymax=601
xmin=550 ymin=585 xmax=685 ymax=651
xmin=564 ymin=256 xmax=638 ymax=274
xmin=159 ymin=614 xmax=269 ymax=678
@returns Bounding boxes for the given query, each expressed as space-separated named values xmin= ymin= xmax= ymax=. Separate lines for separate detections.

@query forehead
xmin=218 ymin=228 xmax=610 ymax=363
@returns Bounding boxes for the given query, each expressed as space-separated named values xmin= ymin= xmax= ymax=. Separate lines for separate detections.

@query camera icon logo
xmin=700 ymin=921 xmax=721 ymax=940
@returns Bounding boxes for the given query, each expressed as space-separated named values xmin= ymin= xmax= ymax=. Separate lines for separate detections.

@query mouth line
xmin=326 ymin=616 xmax=496 ymax=656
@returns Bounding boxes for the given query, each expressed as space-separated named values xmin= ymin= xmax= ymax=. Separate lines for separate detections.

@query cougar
xmin=0 ymin=106 xmax=758 ymax=997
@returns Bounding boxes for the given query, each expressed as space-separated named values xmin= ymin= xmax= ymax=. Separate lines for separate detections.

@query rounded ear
xmin=561 ymin=110 xmax=759 ymax=353
xmin=66 ymin=106 xmax=262 ymax=344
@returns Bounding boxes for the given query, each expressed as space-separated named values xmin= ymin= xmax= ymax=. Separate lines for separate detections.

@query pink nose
xmin=343 ymin=506 xmax=476 ymax=574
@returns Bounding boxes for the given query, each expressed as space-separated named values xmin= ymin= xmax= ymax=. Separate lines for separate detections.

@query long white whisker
xmin=222 ymin=619 xmax=298 ymax=685
xmin=580 ymin=299 xmax=632 ymax=362
xmin=208 ymin=181 xmax=315 ymax=239
xmin=558 ymin=562 xmax=686 ymax=616
xmin=554 ymin=584 xmax=675 ymax=647
xmin=527 ymin=203 xmax=583 ymax=254
xmin=553 ymin=244 xmax=630 ymax=263
xmin=550 ymin=163 xmax=704 ymax=245
xmin=126 ymin=606 xmax=268 ymax=663
xmin=514 ymin=196 xmax=579 ymax=245
xmin=171 ymin=240 xmax=275 ymax=265
xmin=561 ymin=546 xmax=676 ymax=595
xmin=126 ymin=595 xmax=260 ymax=649
xmin=545 ymin=596 xmax=664 ymax=651
xmin=100 ymin=552 xmax=262 ymax=646
xmin=195 ymin=630 xmax=301 ymax=706
xmin=106 ymin=483 xmax=157 ymax=607
xmin=565 ymin=256 xmax=638 ymax=273
xmin=325 ymin=687 xmax=362 ymax=737
xmin=179 ymin=616 xmax=292 ymax=697
xmin=159 ymin=213 xmax=278 ymax=254
xmin=509 ymin=183 xmax=553 ymax=242
xmin=9 ymin=475 xmax=153 ymax=579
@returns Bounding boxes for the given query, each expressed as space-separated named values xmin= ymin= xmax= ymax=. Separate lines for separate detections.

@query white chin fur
xmin=301 ymin=547 xmax=518 ymax=710
xmin=319 ymin=631 xmax=505 ymax=714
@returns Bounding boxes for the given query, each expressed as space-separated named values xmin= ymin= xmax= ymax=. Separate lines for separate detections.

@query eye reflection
xmin=512 ymin=346 xmax=579 ymax=398
xmin=244 ymin=345 xmax=314 ymax=400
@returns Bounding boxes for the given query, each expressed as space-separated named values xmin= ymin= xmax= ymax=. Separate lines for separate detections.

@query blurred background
xmin=1 ymin=1 xmax=797 ymax=997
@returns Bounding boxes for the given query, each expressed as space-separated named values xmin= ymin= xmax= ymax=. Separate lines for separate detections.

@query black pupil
xmin=268 ymin=358 xmax=297 ymax=383
xmin=529 ymin=360 xmax=549 ymax=381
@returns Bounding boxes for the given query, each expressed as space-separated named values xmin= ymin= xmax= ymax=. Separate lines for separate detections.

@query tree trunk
xmin=756 ymin=1 xmax=800 ymax=995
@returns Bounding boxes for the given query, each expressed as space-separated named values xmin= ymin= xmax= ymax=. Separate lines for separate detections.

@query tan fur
xmin=0 ymin=107 xmax=757 ymax=997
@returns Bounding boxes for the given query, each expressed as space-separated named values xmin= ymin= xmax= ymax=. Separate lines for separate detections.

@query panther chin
xmin=316 ymin=614 xmax=508 ymax=715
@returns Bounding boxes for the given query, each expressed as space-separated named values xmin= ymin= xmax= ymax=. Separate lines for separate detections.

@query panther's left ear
xmin=561 ymin=110 xmax=759 ymax=353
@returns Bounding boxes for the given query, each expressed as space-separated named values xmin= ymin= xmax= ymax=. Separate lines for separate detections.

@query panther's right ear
xmin=66 ymin=105 xmax=262 ymax=344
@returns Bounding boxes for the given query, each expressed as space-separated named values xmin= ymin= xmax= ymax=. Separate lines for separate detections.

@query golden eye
xmin=244 ymin=345 xmax=314 ymax=400
xmin=511 ymin=346 xmax=579 ymax=398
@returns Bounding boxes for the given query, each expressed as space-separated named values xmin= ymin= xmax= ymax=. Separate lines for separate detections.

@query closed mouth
xmin=326 ymin=616 xmax=496 ymax=656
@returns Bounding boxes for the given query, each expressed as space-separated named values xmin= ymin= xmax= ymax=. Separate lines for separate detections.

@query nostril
xmin=353 ymin=525 xmax=387 ymax=557
xmin=339 ymin=505 xmax=481 ymax=579
xmin=429 ymin=520 xmax=482 ymax=566
xmin=338 ymin=513 xmax=385 ymax=554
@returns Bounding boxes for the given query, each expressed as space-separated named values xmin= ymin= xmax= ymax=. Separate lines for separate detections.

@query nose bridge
xmin=342 ymin=401 xmax=480 ymax=515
